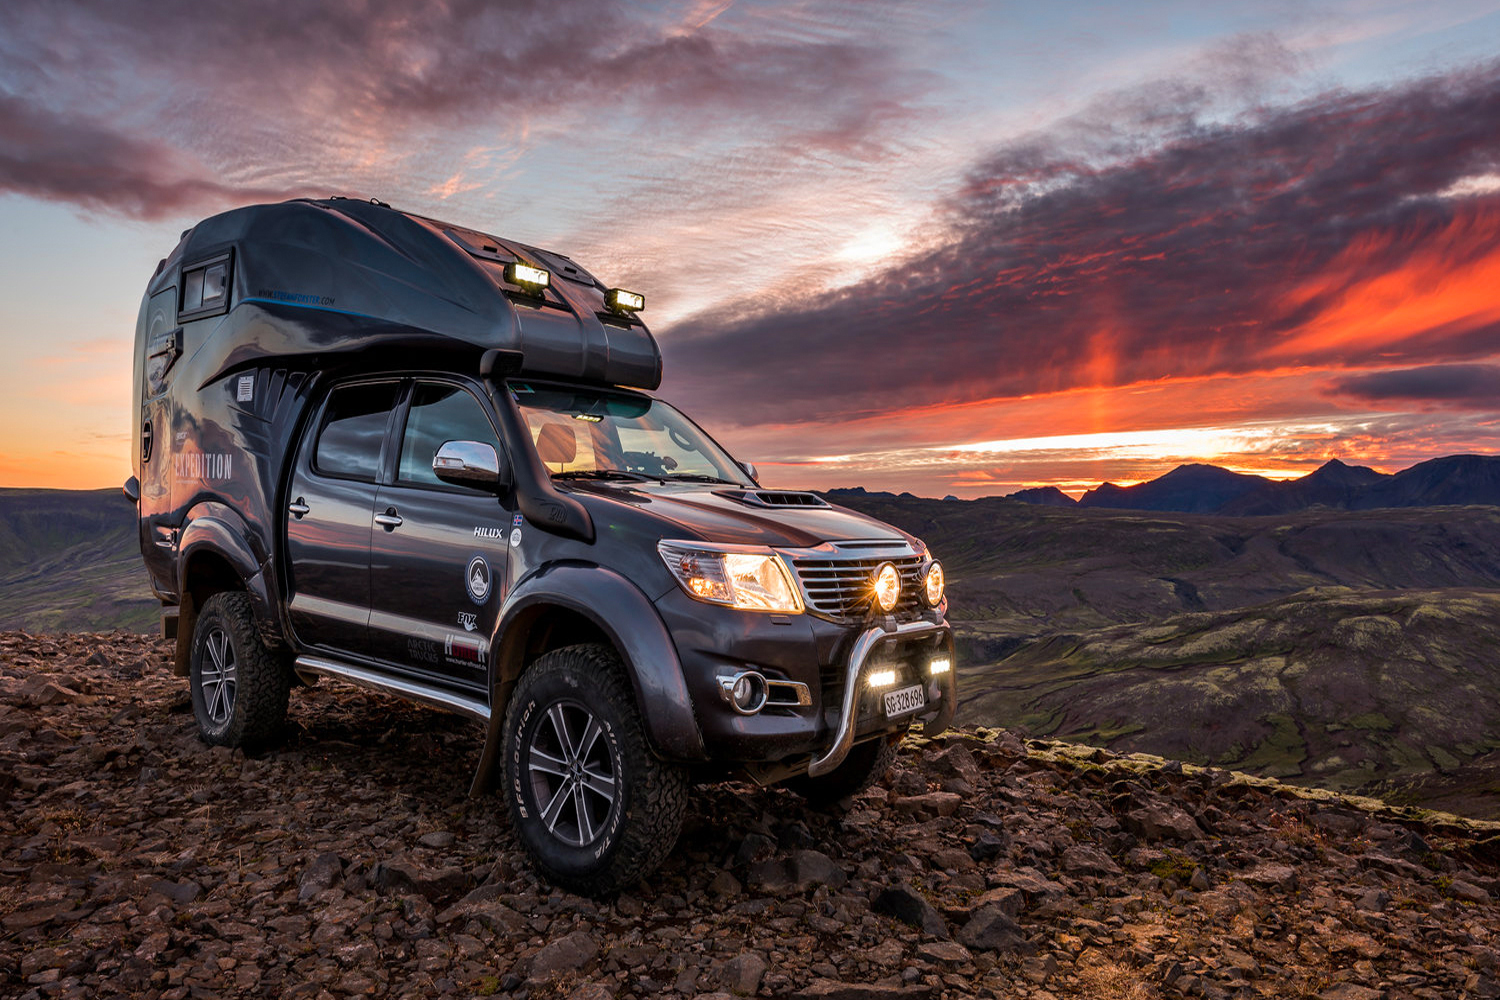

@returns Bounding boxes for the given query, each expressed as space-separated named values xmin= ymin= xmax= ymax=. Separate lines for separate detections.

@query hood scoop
xmin=715 ymin=489 xmax=831 ymax=509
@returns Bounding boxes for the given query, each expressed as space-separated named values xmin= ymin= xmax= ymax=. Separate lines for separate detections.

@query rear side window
xmin=398 ymin=383 xmax=501 ymax=488
xmin=315 ymin=383 xmax=398 ymax=480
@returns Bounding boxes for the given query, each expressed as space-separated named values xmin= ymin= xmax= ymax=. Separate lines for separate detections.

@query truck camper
xmin=127 ymin=197 xmax=955 ymax=893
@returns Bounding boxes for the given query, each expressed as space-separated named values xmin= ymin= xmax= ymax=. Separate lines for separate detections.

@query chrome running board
xmin=294 ymin=655 xmax=491 ymax=723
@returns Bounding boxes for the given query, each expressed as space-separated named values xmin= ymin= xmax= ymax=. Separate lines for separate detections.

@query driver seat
xmin=536 ymin=422 xmax=577 ymax=471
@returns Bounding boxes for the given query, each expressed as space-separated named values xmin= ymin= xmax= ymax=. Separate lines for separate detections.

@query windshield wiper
xmin=661 ymin=473 xmax=740 ymax=485
xmin=552 ymin=469 xmax=659 ymax=483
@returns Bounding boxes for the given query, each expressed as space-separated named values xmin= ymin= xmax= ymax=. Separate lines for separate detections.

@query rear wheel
xmin=503 ymin=644 xmax=687 ymax=896
xmin=786 ymin=732 xmax=902 ymax=807
xmin=189 ymin=592 xmax=291 ymax=751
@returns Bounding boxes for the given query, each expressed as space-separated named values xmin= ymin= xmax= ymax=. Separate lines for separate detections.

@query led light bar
xmin=929 ymin=657 xmax=951 ymax=676
xmin=868 ymin=669 xmax=897 ymax=689
xmin=505 ymin=261 xmax=551 ymax=292
xmin=606 ymin=288 xmax=645 ymax=314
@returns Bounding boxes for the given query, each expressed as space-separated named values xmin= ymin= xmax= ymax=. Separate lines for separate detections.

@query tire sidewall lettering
xmin=506 ymin=676 xmax=627 ymax=871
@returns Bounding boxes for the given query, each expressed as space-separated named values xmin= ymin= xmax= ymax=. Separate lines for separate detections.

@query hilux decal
xmin=474 ymin=526 xmax=505 ymax=540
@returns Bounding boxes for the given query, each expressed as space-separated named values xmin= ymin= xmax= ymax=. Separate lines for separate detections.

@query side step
xmin=294 ymin=655 xmax=491 ymax=723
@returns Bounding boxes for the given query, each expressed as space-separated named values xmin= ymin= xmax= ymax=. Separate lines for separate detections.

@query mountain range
xmin=1007 ymin=453 xmax=1500 ymax=515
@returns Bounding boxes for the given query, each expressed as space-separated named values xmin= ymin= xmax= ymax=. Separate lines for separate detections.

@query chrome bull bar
xmin=806 ymin=620 xmax=955 ymax=777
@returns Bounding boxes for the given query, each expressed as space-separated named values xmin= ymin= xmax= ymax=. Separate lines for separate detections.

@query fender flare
xmin=175 ymin=506 xmax=276 ymax=671
xmin=470 ymin=563 xmax=705 ymax=796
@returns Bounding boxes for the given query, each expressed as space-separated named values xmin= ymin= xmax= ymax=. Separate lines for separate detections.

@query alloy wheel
xmin=524 ymin=701 xmax=618 ymax=847
xmin=200 ymin=627 xmax=237 ymax=726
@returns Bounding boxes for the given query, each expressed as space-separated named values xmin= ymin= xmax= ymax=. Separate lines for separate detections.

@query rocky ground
xmin=3 ymin=632 xmax=1500 ymax=1000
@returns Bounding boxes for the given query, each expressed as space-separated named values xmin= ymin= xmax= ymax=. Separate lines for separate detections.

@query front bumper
xmin=654 ymin=589 xmax=954 ymax=769
xmin=807 ymin=619 xmax=955 ymax=776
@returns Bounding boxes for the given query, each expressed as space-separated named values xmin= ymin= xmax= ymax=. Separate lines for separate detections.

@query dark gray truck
xmin=126 ymin=197 xmax=955 ymax=894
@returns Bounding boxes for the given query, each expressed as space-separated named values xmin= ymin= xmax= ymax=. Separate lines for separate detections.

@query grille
xmin=791 ymin=552 xmax=925 ymax=621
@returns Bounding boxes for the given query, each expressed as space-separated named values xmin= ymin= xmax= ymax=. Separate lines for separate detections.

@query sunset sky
xmin=2 ymin=1 xmax=1499 ymax=497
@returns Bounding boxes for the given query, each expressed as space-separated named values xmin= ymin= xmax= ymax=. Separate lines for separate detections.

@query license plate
xmin=884 ymin=683 xmax=925 ymax=718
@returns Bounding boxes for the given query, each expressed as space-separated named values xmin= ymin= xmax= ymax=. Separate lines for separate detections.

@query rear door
xmin=284 ymin=380 xmax=401 ymax=656
xmin=366 ymin=379 xmax=512 ymax=689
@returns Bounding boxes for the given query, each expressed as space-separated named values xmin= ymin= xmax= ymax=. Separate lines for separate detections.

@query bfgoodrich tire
xmin=503 ymin=644 xmax=687 ymax=896
xmin=785 ymin=732 xmax=902 ymax=807
xmin=189 ymin=591 xmax=292 ymax=752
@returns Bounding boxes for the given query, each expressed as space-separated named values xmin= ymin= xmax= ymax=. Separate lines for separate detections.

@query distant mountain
xmin=1078 ymin=463 xmax=1269 ymax=513
xmin=1009 ymin=454 xmax=1500 ymax=515
xmin=1353 ymin=454 xmax=1500 ymax=510
xmin=1005 ymin=486 xmax=1077 ymax=507
xmin=1220 ymin=459 xmax=1388 ymax=515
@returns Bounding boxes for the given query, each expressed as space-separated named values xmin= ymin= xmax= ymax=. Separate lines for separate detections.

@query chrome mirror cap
xmin=433 ymin=440 xmax=507 ymax=490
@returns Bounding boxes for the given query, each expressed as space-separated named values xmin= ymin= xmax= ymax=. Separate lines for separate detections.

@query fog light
xmin=872 ymin=562 xmax=900 ymax=613
xmin=930 ymin=657 xmax=951 ymax=676
xmin=718 ymin=670 xmax=768 ymax=715
xmin=921 ymin=560 xmax=945 ymax=607
xmin=868 ymin=669 xmax=897 ymax=689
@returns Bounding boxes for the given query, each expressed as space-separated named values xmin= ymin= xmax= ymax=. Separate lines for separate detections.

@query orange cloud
xmin=1276 ymin=202 xmax=1500 ymax=361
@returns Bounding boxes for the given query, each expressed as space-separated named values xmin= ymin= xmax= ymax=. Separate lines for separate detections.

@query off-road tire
xmin=785 ymin=732 xmax=901 ymax=807
xmin=503 ymin=643 xmax=687 ymax=896
xmin=189 ymin=591 xmax=292 ymax=751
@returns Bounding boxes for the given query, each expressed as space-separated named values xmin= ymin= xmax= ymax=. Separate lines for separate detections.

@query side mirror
xmin=741 ymin=461 xmax=759 ymax=484
xmin=434 ymin=440 xmax=511 ymax=492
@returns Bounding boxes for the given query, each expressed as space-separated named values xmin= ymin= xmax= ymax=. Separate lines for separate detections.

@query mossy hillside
xmin=956 ymin=588 xmax=1500 ymax=817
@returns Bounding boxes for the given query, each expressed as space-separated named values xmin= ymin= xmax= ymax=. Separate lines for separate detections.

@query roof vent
xmin=717 ymin=489 xmax=830 ymax=509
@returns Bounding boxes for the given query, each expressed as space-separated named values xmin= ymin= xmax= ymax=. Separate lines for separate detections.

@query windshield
xmin=511 ymin=382 xmax=754 ymax=486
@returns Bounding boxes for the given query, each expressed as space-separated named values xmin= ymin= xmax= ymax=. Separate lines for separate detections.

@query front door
xmin=367 ymin=380 xmax=511 ymax=690
xmin=284 ymin=380 xmax=401 ymax=656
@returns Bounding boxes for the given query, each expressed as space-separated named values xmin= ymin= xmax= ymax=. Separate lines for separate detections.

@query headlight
xmin=921 ymin=560 xmax=945 ymax=607
xmin=657 ymin=541 xmax=804 ymax=613
xmin=872 ymin=562 xmax=901 ymax=613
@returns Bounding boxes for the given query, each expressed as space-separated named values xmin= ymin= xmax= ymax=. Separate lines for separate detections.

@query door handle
xmin=374 ymin=508 xmax=404 ymax=530
xmin=288 ymin=498 xmax=310 ymax=519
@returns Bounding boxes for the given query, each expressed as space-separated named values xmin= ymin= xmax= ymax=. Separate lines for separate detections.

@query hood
xmin=567 ymin=482 xmax=918 ymax=550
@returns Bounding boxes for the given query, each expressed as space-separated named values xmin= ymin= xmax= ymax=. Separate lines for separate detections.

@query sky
xmin=2 ymin=1 xmax=1500 ymax=497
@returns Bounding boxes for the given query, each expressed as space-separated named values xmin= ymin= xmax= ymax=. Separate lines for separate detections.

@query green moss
xmin=1344 ymin=712 xmax=1397 ymax=732
xmin=1236 ymin=713 xmax=1308 ymax=778
xmin=1148 ymin=851 xmax=1199 ymax=881
xmin=1426 ymin=745 xmax=1462 ymax=770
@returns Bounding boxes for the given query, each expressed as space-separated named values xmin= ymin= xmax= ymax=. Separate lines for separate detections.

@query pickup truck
xmin=126 ymin=197 xmax=955 ymax=894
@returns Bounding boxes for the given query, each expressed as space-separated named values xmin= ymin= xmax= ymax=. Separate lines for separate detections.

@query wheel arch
xmin=470 ymin=563 xmax=706 ymax=796
xmin=174 ymin=507 xmax=278 ymax=676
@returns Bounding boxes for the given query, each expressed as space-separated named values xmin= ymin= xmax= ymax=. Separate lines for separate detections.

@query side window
xmin=314 ymin=383 xmax=399 ymax=481
xmin=398 ymin=383 xmax=501 ymax=488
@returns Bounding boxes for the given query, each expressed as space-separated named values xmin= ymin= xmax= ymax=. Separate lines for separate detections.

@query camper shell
xmin=129 ymin=197 xmax=955 ymax=894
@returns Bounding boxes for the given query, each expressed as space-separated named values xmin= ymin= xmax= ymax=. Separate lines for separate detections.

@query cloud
xmin=1327 ymin=363 xmax=1500 ymax=406
xmin=0 ymin=94 xmax=294 ymax=218
xmin=665 ymin=59 xmax=1500 ymax=427
xmin=0 ymin=0 xmax=934 ymax=217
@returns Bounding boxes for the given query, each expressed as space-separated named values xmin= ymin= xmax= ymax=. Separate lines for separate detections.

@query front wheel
xmin=502 ymin=644 xmax=687 ymax=896
xmin=189 ymin=591 xmax=291 ymax=751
